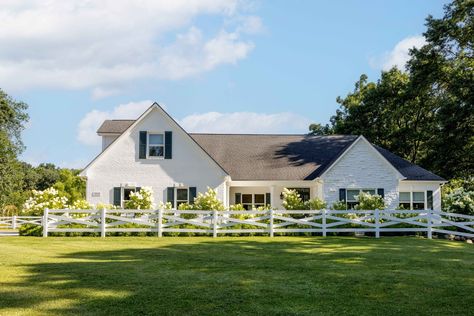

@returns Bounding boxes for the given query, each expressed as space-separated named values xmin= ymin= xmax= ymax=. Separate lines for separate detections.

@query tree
xmin=312 ymin=0 xmax=473 ymax=179
xmin=408 ymin=0 xmax=474 ymax=179
xmin=0 ymin=89 xmax=29 ymax=210
xmin=308 ymin=123 xmax=333 ymax=136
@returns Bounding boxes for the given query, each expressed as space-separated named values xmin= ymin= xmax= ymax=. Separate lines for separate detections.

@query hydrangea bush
xmin=282 ymin=188 xmax=327 ymax=210
xmin=124 ymin=187 xmax=154 ymax=210
xmin=354 ymin=192 xmax=385 ymax=210
xmin=443 ymin=188 xmax=474 ymax=215
xmin=23 ymin=188 xmax=69 ymax=215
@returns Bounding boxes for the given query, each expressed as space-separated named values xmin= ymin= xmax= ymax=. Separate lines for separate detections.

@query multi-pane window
xmin=148 ymin=133 xmax=164 ymax=157
xmin=241 ymin=193 xmax=267 ymax=210
xmin=398 ymin=192 xmax=426 ymax=210
xmin=176 ymin=188 xmax=189 ymax=208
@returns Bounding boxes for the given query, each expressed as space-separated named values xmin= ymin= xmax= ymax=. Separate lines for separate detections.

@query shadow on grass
xmin=1 ymin=237 xmax=473 ymax=315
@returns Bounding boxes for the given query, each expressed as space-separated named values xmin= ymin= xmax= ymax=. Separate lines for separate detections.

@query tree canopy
xmin=310 ymin=0 xmax=473 ymax=179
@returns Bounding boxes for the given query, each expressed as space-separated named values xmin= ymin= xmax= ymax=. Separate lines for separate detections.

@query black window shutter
xmin=235 ymin=193 xmax=242 ymax=204
xmin=339 ymin=188 xmax=346 ymax=202
xmin=165 ymin=131 xmax=172 ymax=159
xmin=427 ymin=190 xmax=433 ymax=210
xmin=139 ymin=131 xmax=147 ymax=159
xmin=377 ymin=188 xmax=385 ymax=198
xmin=189 ymin=187 xmax=197 ymax=204
xmin=136 ymin=187 xmax=141 ymax=193
xmin=167 ymin=187 xmax=175 ymax=208
xmin=113 ymin=187 xmax=122 ymax=207
xmin=266 ymin=193 xmax=271 ymax=206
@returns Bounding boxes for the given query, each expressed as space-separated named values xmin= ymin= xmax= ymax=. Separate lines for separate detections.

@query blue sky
xmin=2 ymin=0 xmax=449 ymax=168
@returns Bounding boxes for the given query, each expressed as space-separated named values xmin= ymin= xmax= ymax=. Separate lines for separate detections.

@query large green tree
xmin=0 ymin=89 xmax=29 ymax=209
xmin=313 ymin=0 xmax=473 ymax=179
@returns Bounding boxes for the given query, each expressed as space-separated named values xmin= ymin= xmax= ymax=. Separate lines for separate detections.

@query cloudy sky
xmin=2 ymin=0 xmax=448 ymax=168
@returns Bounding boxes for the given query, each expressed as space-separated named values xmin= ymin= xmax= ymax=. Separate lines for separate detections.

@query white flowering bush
xmin=354 ymin=192 xmax=385 ymax=210
xmin=192 ymin=188 xmax=224 ymax=211
xmin=23 ymin=188 xmax=69 ymax=216
xmin=125 ymin=187 xmax=154 ymax=209
xmin=70 ymin=199 xmax=93 ymax=210
xmin=443 ymin=188 xmax=474 ymax=215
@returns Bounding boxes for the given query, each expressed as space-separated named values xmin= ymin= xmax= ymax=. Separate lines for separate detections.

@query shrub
xmin=70 ymin=199 xmax=93 ymax=210
xmin=19 ymin=223 xmax=42 ymax=236
xmin=331 ymin=200 xmax=347 ymax=210
xmin=192 ymin=188 xmax=224 ymax=211
xmin=282 ymin=188 xmax=305 ymax=210
xmin=355 ymin=192 xmax=385 ymax=210
xmin=443 ymin=188 xmax=474 ymax=215
xmin=95 ymin=203 xmax=117 ymax=210
xmin=22 ymin=188 xmax=68 ymax=216
xmin=306 ymin=198 xmax=326 ymax=210
xmin=125 ymin=187 xmax=154 ymax=209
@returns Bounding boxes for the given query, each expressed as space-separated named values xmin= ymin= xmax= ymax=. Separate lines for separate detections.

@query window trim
xmin=399 ymin=191 xmax=427 ymax=210
xmin=237 ymin=193 xmax=269 ymax=210
xmin=147 ymin=132 xmax=165 ymax=159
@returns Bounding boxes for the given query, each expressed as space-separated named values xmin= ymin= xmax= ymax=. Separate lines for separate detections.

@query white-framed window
xmin=148 ymin=133 xmax=164 ymax=158
xmin=398 ymin=191 xmax=426 ymax=210
xmin=175 ymin=188 xmax=189 ymax=208
xmin=346 ymin=189 xmax=376 ymax=209
xmin=399 ymin=192 xmax=411 ymax=209
xmin=240 ymin=193 xmax=267 ymax=210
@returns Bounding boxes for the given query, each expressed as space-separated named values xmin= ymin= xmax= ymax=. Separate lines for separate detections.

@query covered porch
xmin=226 ymin=180 xmax=323 ymax=209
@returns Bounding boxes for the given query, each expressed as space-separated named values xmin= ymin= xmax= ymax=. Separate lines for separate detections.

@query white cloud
xmin=371 ymin=35 xmax=426 ymax=71
xmin=91 ymin=87 xmax=122 ymax=100
xmin=0 ymin=1 xmax=261 ymax=94
xmin=77 ymin=100 xmax=153 ymax=146
xmin=179 ymin=112 xmax=311 ymax=134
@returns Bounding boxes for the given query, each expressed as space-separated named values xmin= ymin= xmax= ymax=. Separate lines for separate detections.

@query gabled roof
xmin=97 ymin=120 xmax=135 ymax=134
xmin=93 ymin=118 xmax=446 ymax=182
xmin=374 ymin=146 xmax=445 ymax=181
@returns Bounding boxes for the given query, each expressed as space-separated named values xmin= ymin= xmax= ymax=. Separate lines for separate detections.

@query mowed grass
xmin=0 ymin=237 xmax=473 ymax=316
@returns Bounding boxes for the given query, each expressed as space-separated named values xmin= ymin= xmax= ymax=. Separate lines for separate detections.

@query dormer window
xmin=148 ymin=133 xmax=164 ymax=157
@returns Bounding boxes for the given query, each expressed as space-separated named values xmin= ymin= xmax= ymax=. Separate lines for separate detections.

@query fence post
xmin=427 ymin=209 xmax=432 ymax=239
xmin=157 ymin=208 xmax=163 ymax=237
xmin=12 ymin=215 xmax=17 ymax=230
xmin=42 ymin=208 xmax=49 ymax=237
xmin=213 ymin=210 xmax=218 ymax=238
xmin=100 ymin=208 xmax=106 ymax=238
xmin=375 ymin=209 xmax=380 ymax=238
xmin=322 ymin=209 xmax=327 ymax=237
xmin=269 ymin=209 xmax=274 ymax=237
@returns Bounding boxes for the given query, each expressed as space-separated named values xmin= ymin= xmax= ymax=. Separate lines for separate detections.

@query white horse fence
xmin=0 ymin=216 xmax=42 ymax=229
xmin=38 ymin=209 xmax=474 ymax=239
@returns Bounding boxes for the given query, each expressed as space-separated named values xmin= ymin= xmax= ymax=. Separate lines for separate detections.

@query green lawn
xmin=0 ymin=237 xmax=473 ymax=315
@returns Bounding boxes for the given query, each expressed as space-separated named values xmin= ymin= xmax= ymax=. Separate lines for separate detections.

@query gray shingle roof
xmin=190 ymin=134 xmax=357 ymax=180
xmin=96 ymin=120 xmax=445 ymax=181
xmin=97 ymin=120 xmax=135 ymax=134
xmin=374 ymin=146 xmax=445 ymax=181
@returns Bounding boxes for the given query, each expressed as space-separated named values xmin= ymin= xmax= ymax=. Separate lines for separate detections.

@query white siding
xmin=83 ymin=107 xmax=227 ymax=206
xmin=321 ymin=138 xmax=402 ymax=209
xmin=102 ymin=135 xmax=118 ymax=151
xmin=398 ymin=181 xmax=442 ymax=211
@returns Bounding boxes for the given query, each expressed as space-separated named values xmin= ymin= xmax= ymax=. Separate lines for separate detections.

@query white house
xmin=80 ymin=103 xmax=446 ymax=210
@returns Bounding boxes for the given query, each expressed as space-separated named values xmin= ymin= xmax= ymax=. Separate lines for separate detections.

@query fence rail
xmin=39 ymin=209 xmax=474 ymax=239
xmin=0 ymin=216 xmax=43 ymax=229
